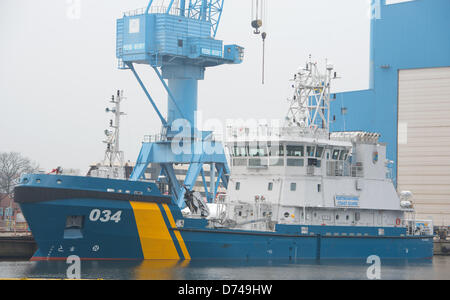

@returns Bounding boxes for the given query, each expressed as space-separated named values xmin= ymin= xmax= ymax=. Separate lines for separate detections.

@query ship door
xmin=374 ymin=212 xmax=383 ymax=226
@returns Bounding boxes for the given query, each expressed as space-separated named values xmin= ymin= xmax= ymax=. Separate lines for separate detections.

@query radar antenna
xmin=103 ymin=90 xmax=126 ymax=168
xmin=285 ymin=56 xmax=336 ymax=134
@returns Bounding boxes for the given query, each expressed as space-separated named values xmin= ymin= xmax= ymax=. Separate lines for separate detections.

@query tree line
xmin=0 ymin=152 xmax=39 ymax=200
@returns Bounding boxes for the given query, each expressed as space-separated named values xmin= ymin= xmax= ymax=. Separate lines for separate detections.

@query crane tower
xmin=116 ymin=0 xmax=244 ymax=208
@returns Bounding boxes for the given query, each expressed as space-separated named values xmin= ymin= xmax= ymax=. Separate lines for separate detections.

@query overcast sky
xmin=0 ymin=0 xmax=372 ymax=173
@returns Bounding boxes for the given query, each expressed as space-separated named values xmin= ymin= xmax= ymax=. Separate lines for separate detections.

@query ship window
xmin=147 ymin=187 xmax=152 ymax=192
xmin=268 ymin=182 xmax=273 ymax=191
xmin=284 ymin=212 xmax=290 ymax=218
xmin=306 ymin=146 xmax=315 ymax=157
xmin=178 ymin=39 xmax=183 ymax=47
xmin=355 ymin=212 xmax=361 ymax=221
xmin=233 ymin=146 xmax=248 ymax=157
xmin=339 ymin=150 xmax=348 ymax=161
xmin=269 ymin=144 xmax=284 ymax=157
xmin=134 ymin=191 xmax=143 ymax=195
xmin=336 ymin=214 xmax=339 ymax=220
xmin=287 ymin=145 xmax=304 ymax=157
xmin=290 ymin=183 xmax=297 ymax=191
xmin=317 ymin=184 xmax=321 ymax=192
xmin=332 ymin=149 xmax=340 ymax=160
xmin=269 ymin=157 xmax=284 ymax=166
xmin=316 ymin=146 xmax=324 ymax=158
xmin=308 ymin=158 xmax=321 ymax=167
xmin=287 ymin=158 xmax=304 ymax=167
xmin=235 ymin=182 xmax=241 ymax=190
xmin=56 ymin=179 xmax=62 ymax=184
xmin=249 ymin=145 xmax=268 ymax=157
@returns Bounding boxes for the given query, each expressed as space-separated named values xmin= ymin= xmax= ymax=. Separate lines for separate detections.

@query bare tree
xmin=0 ymin=152 xmax=39 ymax=201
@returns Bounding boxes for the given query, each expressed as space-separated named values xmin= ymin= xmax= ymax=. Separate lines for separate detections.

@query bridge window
xmin=249 ymin=145 xmax=268 ymax=157
xmin=287 ymin=145 xmax=304 ymax=157
xmin=308 ymin=158 xmax=321 ymax=167
xmin=316 ymin=146 xmax=324 ymax=158
xmin=235 ymin=182 xmax=241 ymax=191
xmin=306 ymin=146 xmax=315 ymax=157
xmin=268 ymin=182 xmax=273 ymax=191
xmin=233 ymin=146 xmax=248 ymax=157
xmin=287 ymin=158 xmax=304 ymax=167
xmin=269 ymin=144 xmax=284 ymax=157
xmin=339 ymin=150 xmax=348 ymax=161
xmin=332 ymin=149 xmax=340 ymax=160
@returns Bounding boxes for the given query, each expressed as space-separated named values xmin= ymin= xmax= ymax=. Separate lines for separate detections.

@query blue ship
xmin=15 ymin=173 xmax=433 ymax=261
xmin=15 ymin=1 xmax=434 ymax=261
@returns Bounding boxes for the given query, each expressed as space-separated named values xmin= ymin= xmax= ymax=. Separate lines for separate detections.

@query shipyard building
xmin=331 ymin=0 xmax=450 ymax=225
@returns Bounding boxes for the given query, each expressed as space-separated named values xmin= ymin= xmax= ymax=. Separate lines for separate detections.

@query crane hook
xmin=261 ymin=32 xmax=267 ymax=85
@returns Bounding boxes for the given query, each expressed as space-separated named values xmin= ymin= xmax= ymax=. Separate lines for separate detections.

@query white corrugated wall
xmin=398 ymin=66 xmax=450 ymax=226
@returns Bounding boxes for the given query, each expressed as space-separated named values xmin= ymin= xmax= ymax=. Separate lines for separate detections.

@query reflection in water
xmin=0 ymin=257 xmax=447 ymax=280
xmin=133 ymin=260 xmax=188 ymax=280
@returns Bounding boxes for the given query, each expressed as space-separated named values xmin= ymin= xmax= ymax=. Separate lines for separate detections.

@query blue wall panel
xmin=331 ymin=0 xmax=450 ymax=185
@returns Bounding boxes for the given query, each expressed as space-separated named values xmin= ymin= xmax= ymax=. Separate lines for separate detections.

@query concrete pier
xmin=434 ymin=239 xmax=450 ymax=256
xmin=0 ymin=233 xmax=37 ymax=259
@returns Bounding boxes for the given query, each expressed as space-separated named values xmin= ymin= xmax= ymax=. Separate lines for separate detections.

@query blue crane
xmin=116 ymin=0 xmax=244 ymax=208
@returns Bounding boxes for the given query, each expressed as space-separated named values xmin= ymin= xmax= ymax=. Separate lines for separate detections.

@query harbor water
xmin=0 ymin=256 xmax=449 ymax=280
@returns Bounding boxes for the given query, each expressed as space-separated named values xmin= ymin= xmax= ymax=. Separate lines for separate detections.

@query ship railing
xmin=326 ymin=161 xmax=363 ymax=177
xmin=123 ymin=6 xmax=181 ymax=17
xmin=225 ymin=126 xmax=330 ymax=142
xmin=143 ymin=134 xmax=167 ymax=143
xmin=405 ymin=219 xmax=434 ymax=236
xmin=143 ymin=133 xmax=224 ymax=144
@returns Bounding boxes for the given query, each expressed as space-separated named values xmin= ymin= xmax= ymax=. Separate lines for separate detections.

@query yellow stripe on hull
xmin=130 ymin=202 xmax=179 ymax=260
xmin=162 ymin=204 xmax=191 ymax=260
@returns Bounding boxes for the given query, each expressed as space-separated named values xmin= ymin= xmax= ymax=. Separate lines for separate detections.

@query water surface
xmin=0 ymin=257 xmax=449 ymax=280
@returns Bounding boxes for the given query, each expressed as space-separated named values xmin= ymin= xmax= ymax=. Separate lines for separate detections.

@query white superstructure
xmin=202 ymin=58 xmax=431 ymax=235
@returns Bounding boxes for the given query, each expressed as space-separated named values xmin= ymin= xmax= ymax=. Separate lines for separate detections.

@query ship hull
xmin=15 ymin=175 xmax=434 ymax=261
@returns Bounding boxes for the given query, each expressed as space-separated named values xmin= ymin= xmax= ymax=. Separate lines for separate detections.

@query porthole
xmin=290 ymin=183 xmax=297 ymax=191
xmin=56 ymin=179 xmax=62 ymax=185
xmin=284 ymin=212 xmax=290 ymax=218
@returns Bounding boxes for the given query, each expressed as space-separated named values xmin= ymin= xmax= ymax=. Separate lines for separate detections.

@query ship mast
xmin=103 ymin=90 xmax=126 ymax=168
xmin=285 ymin=56 xmax=336 ymax=134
